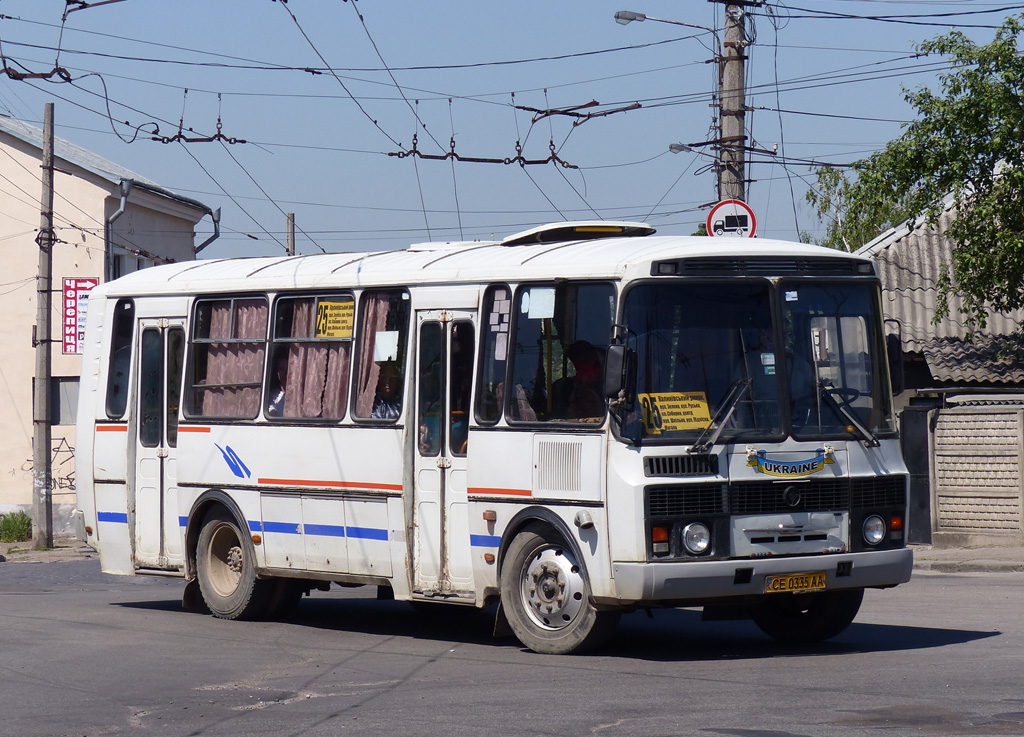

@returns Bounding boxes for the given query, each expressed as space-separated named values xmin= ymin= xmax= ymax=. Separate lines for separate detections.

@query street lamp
xmin=614 ymin=10 xmax=721 ymax=56
xmin=616 ymin=8 xmax=748 ymax=202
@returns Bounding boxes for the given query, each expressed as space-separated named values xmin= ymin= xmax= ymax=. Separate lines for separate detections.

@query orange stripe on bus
xmin=258 ymin=477 xmax=403 ymax=492
xmin=95 ymin=424 xmax=127 ymax=432
xmin=178 ymin=426 xmax=212 ymax=433
xmin=469 ymin=487 xmax=533 ymax=497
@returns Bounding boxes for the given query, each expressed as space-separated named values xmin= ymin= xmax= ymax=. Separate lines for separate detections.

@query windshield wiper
xmin=818 ymin=379 xmax=879 ymax=447
xmin=688 ymin=378 xmax=751 ymax=454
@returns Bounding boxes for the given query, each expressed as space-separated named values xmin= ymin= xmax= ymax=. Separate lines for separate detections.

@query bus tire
xmin=196 ymin=509 xmax=270 ymax=620
xmin=500 ymin=526 xmax=619 ymax=654
xmin=263 ymin=578 xmax=305 ymax=621
xmin=751 ymin=588 xmax=864 ymax=643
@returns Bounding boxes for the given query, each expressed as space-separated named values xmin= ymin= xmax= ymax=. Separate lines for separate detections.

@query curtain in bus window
xmin=355 ymin=294 xmax=391 ymax=417
xmin=354 ymin=291 xmax=408 ymax=419
xmin=280 ymin=300 xmax=350 ymax=419
xmin=195 ymin=299 xmax=267 ymax=418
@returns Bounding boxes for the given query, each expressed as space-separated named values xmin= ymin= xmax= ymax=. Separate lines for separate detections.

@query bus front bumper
xmin=608 ymin=548 xmax=913 ymax=605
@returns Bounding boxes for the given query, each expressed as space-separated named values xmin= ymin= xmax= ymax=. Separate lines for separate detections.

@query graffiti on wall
xmin=21 ymin=437 xmax=76 ymax=492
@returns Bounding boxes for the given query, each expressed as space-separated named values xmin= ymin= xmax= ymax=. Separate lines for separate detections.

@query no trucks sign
xmin=707 ymin=199 xmax=757 ymax=238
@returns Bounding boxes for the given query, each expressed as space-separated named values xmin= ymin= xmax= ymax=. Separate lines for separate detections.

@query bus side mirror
xmin=604 ymin=344 xmax=636 ymax=405
xmin=886 ymin=333 xmax=904 ymax=396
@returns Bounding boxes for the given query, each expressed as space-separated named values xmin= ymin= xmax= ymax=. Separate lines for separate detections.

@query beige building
xmin=0 ymin=115 xmax=216 ymax=531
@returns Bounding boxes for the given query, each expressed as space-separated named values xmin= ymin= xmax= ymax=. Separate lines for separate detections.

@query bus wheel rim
xmin=520 ymin=546 xmax=585 ymax=631
xmin=207 ymin=523 xmax=243 ymax=598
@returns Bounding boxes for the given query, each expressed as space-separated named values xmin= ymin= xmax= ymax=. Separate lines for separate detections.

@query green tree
xmin=808 ymin=15 xmax=1024 ymax=329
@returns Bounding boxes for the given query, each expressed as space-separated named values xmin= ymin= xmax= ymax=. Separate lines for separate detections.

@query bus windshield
xmin=620 ymin=280 xmax=894 ymax=444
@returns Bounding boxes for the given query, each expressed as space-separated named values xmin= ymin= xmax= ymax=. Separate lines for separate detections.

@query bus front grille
xmin=644 ymin=454 xmax=719 ymax=477
xmin=851 ymin=475 xmax=906 ymax=507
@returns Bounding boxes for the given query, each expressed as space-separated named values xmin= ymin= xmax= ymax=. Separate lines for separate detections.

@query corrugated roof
xmin=923 ymin=335 xmax=1024 ymax=384
xmin=0 ymin=115 xmax=210 ymax=215
xmin=856 ymin=201 xmax=1023 ymax=385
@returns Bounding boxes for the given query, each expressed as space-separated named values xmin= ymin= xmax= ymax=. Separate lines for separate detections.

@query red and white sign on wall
xmin=62 ymin=277 xmax=99 ymax=355
xmin=706 ymin=199 xmax=757 ymax=238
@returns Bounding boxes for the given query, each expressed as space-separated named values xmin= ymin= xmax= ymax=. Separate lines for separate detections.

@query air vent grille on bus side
xmin=644 ymin=454 xmax=719 ymax=477
xmin=851 ymin=475 xmax=906 ymax=507
xmin=535 ymin=439 xmax=584 ymax=493
xmin=652 ymin=257 xmax=869 ymax=278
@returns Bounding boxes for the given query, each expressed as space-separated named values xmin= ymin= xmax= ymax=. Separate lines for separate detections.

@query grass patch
xmin=0 ymin=511 xmax=33 ymax=543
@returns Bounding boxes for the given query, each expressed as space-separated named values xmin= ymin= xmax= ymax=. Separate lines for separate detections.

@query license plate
xmin=765 ymin=571 xmax=827 ymax=594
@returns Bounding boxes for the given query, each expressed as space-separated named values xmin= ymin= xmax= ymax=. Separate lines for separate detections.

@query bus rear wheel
xmin=751 ymin=588 xmax=864 ymax=643
xmin=500 ymin=526 xmax=619 ymax=654
xmin=196 ymin=509 xmax=270 ymax=620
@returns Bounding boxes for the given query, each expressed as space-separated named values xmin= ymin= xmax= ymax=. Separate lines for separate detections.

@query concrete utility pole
xmin=286 ymin=212 xmax=295 ymax=256
xmin=32 ymin=102 xmax=55 ymax=549
xmin=718 ymin=2 xmax=749 ymax=201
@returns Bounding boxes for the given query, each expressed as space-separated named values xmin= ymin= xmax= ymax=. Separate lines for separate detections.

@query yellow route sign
xmin=315 ymin=299 xmax=354 ymax=338
xmin=639 ymin=392 xmax=712 ymax=434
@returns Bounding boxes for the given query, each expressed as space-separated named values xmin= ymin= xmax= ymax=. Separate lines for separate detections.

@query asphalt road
xmin=1 ymin=560 xmax=1022 ymax=737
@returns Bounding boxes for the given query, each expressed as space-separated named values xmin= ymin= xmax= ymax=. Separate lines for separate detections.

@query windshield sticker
xmin=760 ymin=352 xmax=776 ymax=375
xmin=526 ymin=287 xmax=556 ymax=319
xmin=747 ymin=448 xmax=834 ymax=477
xmin=638 ymin=392 xmax=712 ymax=434
xmin=785 ymin=290 xmax=798 ymax=301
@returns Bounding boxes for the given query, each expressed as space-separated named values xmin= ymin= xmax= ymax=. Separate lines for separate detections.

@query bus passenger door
xmin=133 ymin=319 xmax=185 ymax=570
xmin=412 ymin=311 xmax=475 ymax=599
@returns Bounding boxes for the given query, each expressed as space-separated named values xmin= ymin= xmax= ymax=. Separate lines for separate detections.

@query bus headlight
xmin=862 ymin=515 xmax=886 ymax=546
xmin=682 ymin=522 xmax=711 ymax=555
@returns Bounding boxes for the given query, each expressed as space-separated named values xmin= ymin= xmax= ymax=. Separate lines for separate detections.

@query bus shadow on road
xmin=116 ymin=593 xmax=999 ymax=659
xmin=607 ymin=608 xmax=1000 ymax=661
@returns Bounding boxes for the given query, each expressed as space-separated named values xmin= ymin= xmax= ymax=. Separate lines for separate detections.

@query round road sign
xmin=707 ymin=199 xmax=757 ymax=238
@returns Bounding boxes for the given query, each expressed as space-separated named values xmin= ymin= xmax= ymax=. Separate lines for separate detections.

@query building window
xmin=51 ymin=377 xmax=80 ymax=426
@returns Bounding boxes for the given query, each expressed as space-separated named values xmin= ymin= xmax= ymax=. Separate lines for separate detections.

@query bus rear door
xmin=412 ymin=310 xmax=475 ymax=600
xmin=133 ymin=318 xmax=185 ymax=570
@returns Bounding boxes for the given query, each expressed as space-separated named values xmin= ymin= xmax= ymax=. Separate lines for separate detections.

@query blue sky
xmin=0 ymin=0 xmax=1015 ymax=258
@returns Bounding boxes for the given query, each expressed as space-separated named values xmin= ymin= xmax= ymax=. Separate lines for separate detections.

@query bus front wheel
xmin=751 ymin=588 xmax=864 ymax=643
xmin=196 ymin=509 xmax=270 ymax=620
xmin=500 ymin=526 xmax=619 ymax=654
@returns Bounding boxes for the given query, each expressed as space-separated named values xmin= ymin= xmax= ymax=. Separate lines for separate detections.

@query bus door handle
xmin=436 ymin=457 xmax=451 ymax=469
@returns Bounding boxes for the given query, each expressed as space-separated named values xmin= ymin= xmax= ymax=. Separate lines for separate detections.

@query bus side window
xmin=105 ymin=298 xmax=135 ymax=419
xmin=267 ymin=295 xmax=353 ymax=420
xmin=186 ymin=297 xmax=268 ymax=419
xmin=354 ymin=289 xmax=410 ymax=420
xmin=475 ymin=285 xmax=510 ymax=425
xmin=507 ymin=282 xmax=614 ymax=423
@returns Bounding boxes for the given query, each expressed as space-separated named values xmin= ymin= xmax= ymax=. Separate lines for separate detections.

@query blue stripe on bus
xmin=304 ymin=523 xmax=346 ymax=538
xmin=262 ymin=521 xmax=301 ymax=535
xmin=97 ymin=511 xmax=128 ymax=524
xmin=346 ymin=526 xmax=389 ymax=541
xmin=470 ymin=534 xmax=501 ymax=548
xmin=246 ymin=520 xmax=387 ymax=540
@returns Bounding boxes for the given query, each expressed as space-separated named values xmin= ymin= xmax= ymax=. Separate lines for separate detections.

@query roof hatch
xmin=501 ymin=220 xmax=655 ymax=246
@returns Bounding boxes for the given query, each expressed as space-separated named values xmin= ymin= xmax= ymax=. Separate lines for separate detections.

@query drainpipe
xmin=104 ymin=179 xmax=132 ymax=282
xmin=194 ymin=207 xmax=221 ymax=254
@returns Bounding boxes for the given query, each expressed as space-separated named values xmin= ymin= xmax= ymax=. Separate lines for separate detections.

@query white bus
xmin=75 ymin=221 xmax=912 ymax=654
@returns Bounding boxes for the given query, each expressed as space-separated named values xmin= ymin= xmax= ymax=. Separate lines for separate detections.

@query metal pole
xmin=286 ymin=212 xmax=295 ymax=256
xmin=719 ymin=3 xmax=747 ymax=201
xmin=32 ymin=102 xmax=55 ymax=549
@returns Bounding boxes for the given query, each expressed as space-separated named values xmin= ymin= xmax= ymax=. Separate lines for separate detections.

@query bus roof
xmin=96 ymin=224 xmax=873 ymax=298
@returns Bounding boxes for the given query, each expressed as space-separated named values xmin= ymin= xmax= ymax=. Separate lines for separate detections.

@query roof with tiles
xmin=857 ymin=201 xmax=1023 ymax=385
